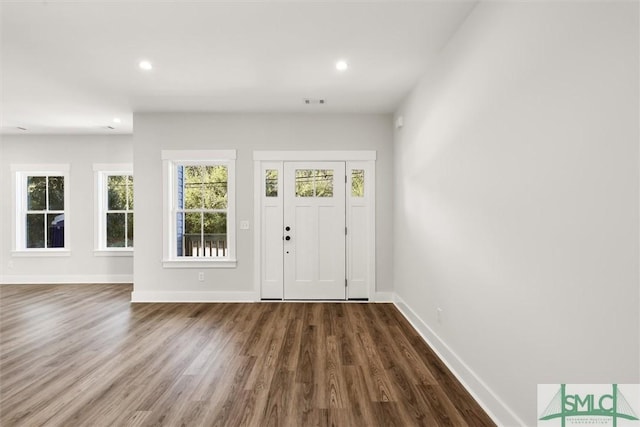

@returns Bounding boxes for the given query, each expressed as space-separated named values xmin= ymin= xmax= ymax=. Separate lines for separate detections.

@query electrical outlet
xmin=436 ymin=307 xmax=443 ymax=324
xmin=240 ymin=220 xmax=250 ymax=230
xmin=198 ymin=272 xmax=204 ymax=282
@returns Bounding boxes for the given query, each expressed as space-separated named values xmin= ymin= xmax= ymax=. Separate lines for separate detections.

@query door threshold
xmin=259 ymin=299 xmax=370 ymax=303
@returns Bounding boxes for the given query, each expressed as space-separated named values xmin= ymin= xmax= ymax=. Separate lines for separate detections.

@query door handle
xmin=285 ymin=236 xmax=291 ymax=241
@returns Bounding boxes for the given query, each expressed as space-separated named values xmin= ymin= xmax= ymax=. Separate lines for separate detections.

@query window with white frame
xmin=94 ymin=165 xmax=134 ymax=254
xmin=162 ymin=150 xmax=236 ymax=268
xmin=12 ymin=165 xmax=70 ymax=253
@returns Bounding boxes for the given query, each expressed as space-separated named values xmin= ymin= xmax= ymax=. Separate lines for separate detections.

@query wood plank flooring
xmin=0 ymin=284 xmax=495 ymax=427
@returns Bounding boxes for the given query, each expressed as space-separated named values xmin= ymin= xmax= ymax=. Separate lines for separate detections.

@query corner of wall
xmin=392 ymin=292 xmax=525 ymax=426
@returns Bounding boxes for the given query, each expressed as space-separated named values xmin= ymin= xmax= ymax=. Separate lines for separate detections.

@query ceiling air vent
xmin=304 ymin=99 xmax=325 ymax=105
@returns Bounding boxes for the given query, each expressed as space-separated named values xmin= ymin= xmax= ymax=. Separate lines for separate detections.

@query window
xmin=12 ymin=164 xmax=70 ymax=255
xmin=351 ymin=169 xmax=365 ymax=197
xmin=94 ymin=164 xmax=133 ymax=255
xmin=178 ymin=165 xmax=227 ymax=257
xmin=265 ymin=169 xmax=278 ymax=197
xmin=295 ymin=169 xmax=334 ymax=197
xmin=162 ymin=150 xmax=236 ymax=268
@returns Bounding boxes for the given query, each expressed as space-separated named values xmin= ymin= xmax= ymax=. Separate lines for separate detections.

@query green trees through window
xmin=265 ymin=169 xmax=278 ymax=197
xmin=106 ymin=175 xmax=134 ymax=248
xmin=295 ymin=169 xmax=334 ymax=197
xmin=352 ymin=169 xmax=364 ymax=197
xmin=178 ymin=165 xmax=228 ymax=257
xmin=26 ymin=176 xmax=65 ymax=248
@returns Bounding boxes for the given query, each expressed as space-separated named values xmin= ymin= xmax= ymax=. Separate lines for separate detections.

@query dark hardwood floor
xmin=0 ymin=284 xmax=495 ymax=426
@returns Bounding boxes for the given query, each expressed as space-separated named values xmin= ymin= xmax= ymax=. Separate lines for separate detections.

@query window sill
xmin=162 ymin=258 xmax=237 ymax=269
xmin=12 ymin=250 xmax=71 ymax=257
xmin=94 ymin=250 xmax=134 ymax=257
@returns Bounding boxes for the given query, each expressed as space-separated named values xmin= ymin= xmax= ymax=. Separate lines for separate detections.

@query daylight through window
xmin=13 ymin=165 xmax=70 ymax=252
xmin=176 ymin=164 xmax=228 ymax=258
xmin=106 ymin=175 xmax=134 ymax=248
xmin=25 ymin=176 xmax=65 ymax=248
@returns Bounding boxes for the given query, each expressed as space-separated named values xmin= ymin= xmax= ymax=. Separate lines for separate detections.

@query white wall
xmin=132 ymin=113 xmax=393 ymax=300
xmin=393 ymin=2 xmax=639 ymax=425
xmin=0 ymin=135 xmax=134 ymax=283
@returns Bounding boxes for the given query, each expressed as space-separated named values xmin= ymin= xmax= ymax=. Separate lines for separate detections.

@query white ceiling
xmin=1 ymin=1 xmax=476 ymax=134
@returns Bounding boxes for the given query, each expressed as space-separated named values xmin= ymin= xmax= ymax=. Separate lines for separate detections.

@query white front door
xmin=283 ymin=162 xmax=346 ymax=300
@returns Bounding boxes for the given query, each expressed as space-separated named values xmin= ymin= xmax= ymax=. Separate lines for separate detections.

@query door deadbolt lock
xmin=285 ymin=226 xmax=291 ymax=231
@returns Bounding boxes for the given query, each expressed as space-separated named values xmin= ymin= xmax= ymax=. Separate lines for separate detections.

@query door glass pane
xmin=352 ymin=170 xmax=364 ymax=197
xmin=108 ymin=176 xmax=127 ymax=210
xmin=315 ymin=170 xmax=333 ymax=197
xmin=203 ymin=165 xmax=227 ymax=209
xmin=47 ymin=213 xmax=64 ymax=248
xmin=48 ymin=176 xmax=64 ymax=210
xmin=26 ymin=214 xmax=45 ymax=248
xmin=203 ymin=212 xmax=227 ymax=257
xmin=106 ymin=213 xmax=125 ymax=247
xmin=265 ymin=169 xmax=278 ymax=197
xmin=295 ymin=169 xmax=314 ymax=197
xmin=184 ymin=212 xmax=202 ymax=256
xmin=127 ymin=213 xmax=134 ymax=247
xmin=27 ymin=177 xmax=46 ymax=210
xmin=184 ymin=166 xmax=203 ymax=209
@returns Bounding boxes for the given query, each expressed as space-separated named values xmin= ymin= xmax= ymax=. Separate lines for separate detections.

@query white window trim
xmin=93 ymin=164 xmax=134 ymax=256
xmin=161 ymin=150 xmax=237 ymax=268
xmin=11 ymin=163 xmax=71 ymax=256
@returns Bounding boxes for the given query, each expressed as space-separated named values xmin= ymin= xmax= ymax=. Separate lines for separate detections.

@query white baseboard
xmin=131 ymin=291 xmax=258 ymax=303
xmin=392 ymin=293 xmax=525 ymax=427
xmin=374 ymin=291 xmax=394 ymax=302
xmin=0 ymin=274 xmax=133 ymax=285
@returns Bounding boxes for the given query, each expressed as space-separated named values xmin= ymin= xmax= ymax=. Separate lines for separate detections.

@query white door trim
xmin=253 ymin=151 xmax=376 ymax=301
xmin=253 ymin=150 xmax=376 ymax=161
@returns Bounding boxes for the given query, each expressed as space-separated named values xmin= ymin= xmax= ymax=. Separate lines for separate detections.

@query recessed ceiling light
xmin=113 ymin=117 xmax=121 ymax=124
xmin=139 ymin=60 xmax=153 ymax=71
xmin=335 ymin=60 xmax=348 ymax=71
